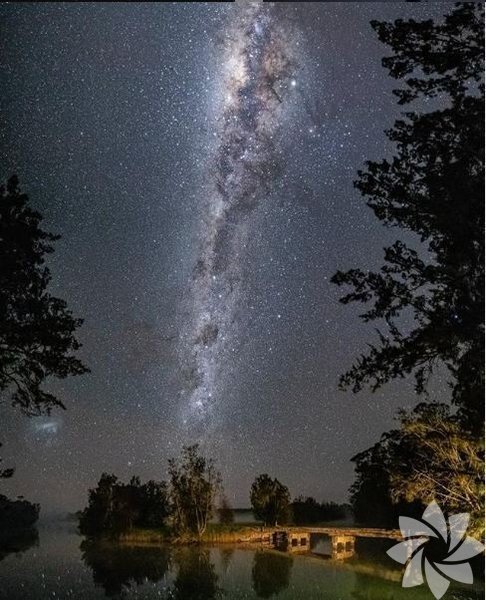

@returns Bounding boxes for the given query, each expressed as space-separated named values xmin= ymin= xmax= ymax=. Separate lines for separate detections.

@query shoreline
xmin=110 ymin=524 xmax=273 ymax=547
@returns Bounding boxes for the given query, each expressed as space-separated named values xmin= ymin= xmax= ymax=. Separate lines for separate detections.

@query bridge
xmin=262 ymin=527 xmax=403 ymax=560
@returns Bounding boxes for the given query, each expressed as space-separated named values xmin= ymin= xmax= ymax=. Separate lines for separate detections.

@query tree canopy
xmin=0 ymin=493 xmax=39 ymax=530
xmin=331 ymin=3 xmax=484 ymax=430
xmin=250 ymin=474 xmax=291 ymax=526
xmin=80 ymin=446 xmax=222 ymax=540
xmin=389 ymin=403 xmax=484 ymax=536
xmin=168 ymin=444 xmax=222 ymax=537
xmin=338 ymin=3 xmax=484 ymax=536
xmin=291 ymin=496 xmax=347 ymax=525
xmin=351 ymin=402 xmax=484 ymax=536
xmin=0 ymin=175 xmax=88 ymax=416
xmin=79 ymin=474 xmax=170 ymax=537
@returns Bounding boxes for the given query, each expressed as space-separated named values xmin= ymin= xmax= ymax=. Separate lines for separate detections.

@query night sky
xmin=0 ymin=2 xmax=452 ymax=514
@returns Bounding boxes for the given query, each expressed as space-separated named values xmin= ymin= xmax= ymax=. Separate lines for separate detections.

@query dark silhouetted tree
xmin=79 ymin=473 xmax=119 ymax=536
xmin=0 ymin=175 xmax=88 ymax=416
xmin=291 ymin=496 xmax=346 ymax=525
xmin=331 ymin=3 xmax=484 ymax=431
xmin=0 ymin=494 xmax=39 ymax=530
xmin=350 ymin=402 xmax=484 ymax=536
xmin=250 ymin=474 xmax=291 ymax=526
xmin=137 ymin=479 xmax=171 ymax=528
xmin=79 ymin=473 xmax=169 ymax=537
xmin=291 ymin=496 xmax=322 ymax=525
xmin=350 ymin=428 xmax=422 ymax=529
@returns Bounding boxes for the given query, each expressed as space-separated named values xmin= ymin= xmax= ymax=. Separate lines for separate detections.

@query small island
xmin=78 ymin=444 xmax=350 ymax=548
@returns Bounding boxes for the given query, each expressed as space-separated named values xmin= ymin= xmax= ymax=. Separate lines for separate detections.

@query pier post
xmin=331 ymin=535 xmax=355 ymax=560
xmin=287 ymin=531 xmax=310 ymax=552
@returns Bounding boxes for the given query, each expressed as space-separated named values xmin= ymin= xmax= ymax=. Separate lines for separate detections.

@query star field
xmin=0 ymin=2 xmax=453 ymax=514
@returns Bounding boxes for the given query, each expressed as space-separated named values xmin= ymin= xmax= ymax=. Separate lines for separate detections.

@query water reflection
xmin=78 ymin=540 xmax=483 ymax=600
xmin=219 ymin=547 xmax=235 ymax=575
xmin=0 ymin=527 xmax=38 ymax=562
xmin=80 ymin=540 xmax=170 ymax=597
xmin=350 ymin=571 xmax=484 ymax=600
xmin=0 ymin=526 xmax=482 ymax=600
xmin=171 ymin=547 xmax=221 ymax=600
xmin=251 ymin=550 xmax=293 ymax=598
xmin=80 ymin=541 xmax=221 ymax=599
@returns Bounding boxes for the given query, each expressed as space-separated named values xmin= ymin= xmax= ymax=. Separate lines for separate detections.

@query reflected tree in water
xmin=0 ymin=494 xmax=39 ymax=563
xmin=219 ymin=547 xmax=235 ymax=575
xmin=0 ymin=526 xmax=38 ymax=563
xmin=80 ymin=540 xmax=170 ymax=597
xmin=171 ymin=547 xmax=221 ymax=600
xmin=251 ymin=551 xmax=293 ymax=598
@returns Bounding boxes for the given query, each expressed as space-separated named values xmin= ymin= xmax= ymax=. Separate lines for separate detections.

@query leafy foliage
xmin=0 ymin=493 xmax=40 ymax=530
xmin=389 ymin=403 xmax=484 ymax=537
xmin=168 ymin=444 xmax=222 ymax=537
xmin=0 ymin=175 xmax=88 ymax=416
xmin=350 ymin=413 xmax=425 ymax=529
xmin=331 ymin=3 xmax=484 ymax=430
xmin=351 ymin=403 xmax=484 ymax=536
xmin=250 ymin=474 xmax=291 ymax=526
xmin=79 ymin=473 xmax=169 ymax=537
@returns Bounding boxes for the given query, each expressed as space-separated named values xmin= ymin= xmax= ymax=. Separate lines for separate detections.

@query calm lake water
xmin=0 ymin=522 xmax=483 ymax=599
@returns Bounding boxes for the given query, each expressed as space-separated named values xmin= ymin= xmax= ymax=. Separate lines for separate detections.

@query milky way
xmin=179 ymin=1 xmax=299 ymax=430
xmin=2 ymin=1 xmax=452 ymax=511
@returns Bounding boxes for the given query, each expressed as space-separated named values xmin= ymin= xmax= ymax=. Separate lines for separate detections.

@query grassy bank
xmin=112 ymin=523 xmax=269 ymax=546
xmin=201 ymin=523 xmax=267 ymax=544
xmin=107 ymin=522 xmax=352 ymax=546
xmin=117 ymin=527 xmax=169 ymax=545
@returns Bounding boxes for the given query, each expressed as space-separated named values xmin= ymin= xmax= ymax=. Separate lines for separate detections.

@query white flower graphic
xmin=387 ymin=501 xmax=484 ymax=599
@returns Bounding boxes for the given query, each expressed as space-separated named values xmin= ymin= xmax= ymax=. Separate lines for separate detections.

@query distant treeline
xmin=291 ymin=496 xmax=348 ymax=525
xmin=79 ymin=445 xmax=350 ymax=540
xmin=227 ymin=502 xmax=348 ymax=524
